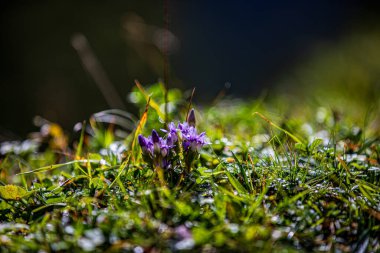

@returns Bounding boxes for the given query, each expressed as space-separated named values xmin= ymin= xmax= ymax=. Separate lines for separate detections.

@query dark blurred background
xmin=1 ymin=0 xmax=380 ymax=138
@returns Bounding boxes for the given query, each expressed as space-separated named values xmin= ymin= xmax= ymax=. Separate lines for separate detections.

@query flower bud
xmin=138 ymin=135 xmax=148 ymax=153
xmin=138 ymin=134 xmax=146 ymax=147
xmin=187 ymin=109 xmax=196 ymax=127
xmin=151 ymin=130 xmax=160 ymax=143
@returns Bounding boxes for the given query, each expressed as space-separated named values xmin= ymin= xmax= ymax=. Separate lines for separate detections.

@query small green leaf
xmin=90 ymin=177 xmax=105 ymax=189
xmin=175 ymin=201 xmax=193 ymax=216
xmin=0 ymin=185 xmax=28 ymax=200
xmin=225 ymin=171 xmax=248 ymax=194
xmin=309 ymin=138 xmax=323 ymax=151
xmin=193 ymin=227 xmax=212 ymax=245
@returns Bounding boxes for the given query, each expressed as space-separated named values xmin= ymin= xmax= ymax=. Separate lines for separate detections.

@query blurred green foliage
xmin=279 ymin=31 xmax=380 ymax=124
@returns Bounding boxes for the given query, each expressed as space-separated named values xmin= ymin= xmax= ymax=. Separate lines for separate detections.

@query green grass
xmin=0 ymin=84 xmax=379 ymax=252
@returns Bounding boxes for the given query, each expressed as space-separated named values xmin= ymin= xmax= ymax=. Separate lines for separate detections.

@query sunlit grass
xmin=0 ymin=83 xmax=379 ymax=252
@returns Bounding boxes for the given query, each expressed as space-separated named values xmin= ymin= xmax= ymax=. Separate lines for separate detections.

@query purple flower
xmin=161 ymin=122 xmax=178 ymax=145
xmin=138 ymin=108 xmax=208 ymax=171
xmin=138 ymin=130 xmax=174 ymax=169
xmin=151 ymin=130 xmax=173 ymax=158
xmin=178 ymin=122 xmax=207 ymax=152
xmin=183 ymin=130 xmax=207 ymax=152
xmin=178 ymin=122 xmax=190 ymax=135
xmin=138 ymin=134 xmax=153 ymax=155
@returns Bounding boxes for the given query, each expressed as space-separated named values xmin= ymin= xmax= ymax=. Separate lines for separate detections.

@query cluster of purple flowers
xmin=138 ymin=109 xmax=207 ymax=170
